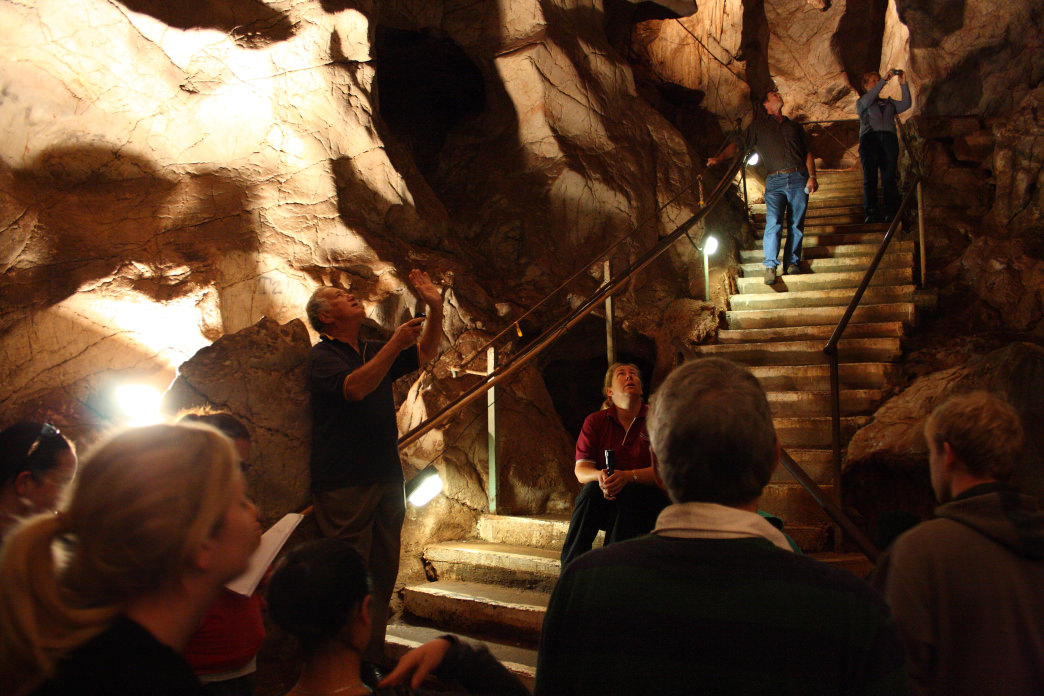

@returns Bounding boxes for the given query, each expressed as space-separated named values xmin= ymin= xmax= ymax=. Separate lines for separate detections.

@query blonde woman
xmin=0 ymin=423 xmax=261 ymax=696
xmin=559 ymin=363 xmax=670 ymax=567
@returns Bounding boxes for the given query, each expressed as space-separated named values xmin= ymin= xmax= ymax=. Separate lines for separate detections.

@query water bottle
xmin=804 ymin=182 xmax=812 ymax=195
xmin=604 ymin=449 xmax=615 ymax=476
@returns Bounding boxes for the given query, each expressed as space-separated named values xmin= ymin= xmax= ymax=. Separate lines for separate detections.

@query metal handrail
xmin=822 ymin=175 xmax=924 ymax=519
xmin=396 ymin=137 xmax=884 ymax=561
xmin=780 ymin=450 xmax=878 ymax=562
xmin=398 ymin=151 xmax=747 ymax=450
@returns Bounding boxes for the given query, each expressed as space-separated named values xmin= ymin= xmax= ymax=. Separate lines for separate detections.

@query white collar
xmin=653 ymin=502 xmax=794 ymax=552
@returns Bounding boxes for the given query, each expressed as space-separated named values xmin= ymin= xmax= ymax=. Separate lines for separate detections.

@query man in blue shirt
xmin=857 ymin=70 xmax=912 ymax=223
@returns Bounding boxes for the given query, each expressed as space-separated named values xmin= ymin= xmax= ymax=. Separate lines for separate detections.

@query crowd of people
xmin=3 ymin=72 xmax=1042 ymax=696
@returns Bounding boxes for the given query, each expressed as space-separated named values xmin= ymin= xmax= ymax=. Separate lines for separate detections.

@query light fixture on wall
xmin=405 ymin=464 xmax=443 ymax=507
xmin=701 ymin=235 xmax=719 ymax=300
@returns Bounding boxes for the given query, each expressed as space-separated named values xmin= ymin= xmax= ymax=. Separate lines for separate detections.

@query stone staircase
xmin=389 ymin=512 xmax=874 ymax=686
xmin=698 ymin=167 xmax=918 ymax=551
xmin=386 ymin=169 xmax=913 ymax=685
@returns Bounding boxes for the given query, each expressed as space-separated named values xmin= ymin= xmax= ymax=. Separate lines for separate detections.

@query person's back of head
xmin=925 ymin=391 xmax=1024 ymax=483
xmin=0 ymin=422 xmax=77 ymax=532
xmin=0 ymin=422 xmax=243 ymax=695
xmin=647 ymin=358 xmax=777 ymax=507
xmin=178 ymin=408 xmax=252 ymax=464
xmin=268 ymin=538 xmax=371 ymax=656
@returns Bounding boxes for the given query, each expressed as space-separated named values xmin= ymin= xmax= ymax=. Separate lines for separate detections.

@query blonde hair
xmin=0 ymin=423 xmax=241 ymax=695
xmin=602 ymin=362 xmax=642 ymax=409
xmin=925 ymin=391 xmax=1024 ymax=481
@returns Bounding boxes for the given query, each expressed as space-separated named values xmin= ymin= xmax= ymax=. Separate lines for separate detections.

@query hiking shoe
xmin=763 ymin=267 xmax=777 ymax=285
xmin=785 ymin=264 xmax=802 ymax=275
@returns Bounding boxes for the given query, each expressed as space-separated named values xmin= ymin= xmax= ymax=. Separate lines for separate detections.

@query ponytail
xmin=0 ymin=514 xmax=116 ymax=695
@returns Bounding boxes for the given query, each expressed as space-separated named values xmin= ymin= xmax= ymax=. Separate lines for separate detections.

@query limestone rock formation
xmin=3 ymin=0 xmax=1044 ymax=534
xmin=162 ymin=316 xmax=314 ymax=526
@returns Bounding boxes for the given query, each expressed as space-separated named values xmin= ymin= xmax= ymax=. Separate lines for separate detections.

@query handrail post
xmin=487 ymin=346 xmax=497 ymax=514
xmin=917 ymin=181 xmax=926 ymax=286
xmin=827 ymin=351 xmax=843 ymax=552
xmin=741 ymin=163 xmax=749 ymax=218
xmin=603 ymin=260 xmax=615 ymax=365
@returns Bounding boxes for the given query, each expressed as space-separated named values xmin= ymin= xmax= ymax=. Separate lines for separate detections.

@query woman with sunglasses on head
xmin=0 ymin=422 xmax=77 ymax=541
xmin=0 ymin=423 xmax=262 ymax=696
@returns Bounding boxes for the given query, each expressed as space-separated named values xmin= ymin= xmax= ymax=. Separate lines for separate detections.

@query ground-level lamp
xmin=405 ymin=464 xmax=443 ymax=507
xmin=701 ymin=234 xmax=719 ymax=300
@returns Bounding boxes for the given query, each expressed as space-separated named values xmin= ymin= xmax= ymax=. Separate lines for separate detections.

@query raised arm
xmin=409 ymin=269 xmax=444 ymax=365
xmin=895 ymin=76 xmax=912 ymax=114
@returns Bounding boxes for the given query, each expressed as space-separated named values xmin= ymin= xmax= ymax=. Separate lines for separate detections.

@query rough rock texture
xmin=3 ymin=0 xmax=1044 ymax=545
xmin=162 ymin=317 xmax=313 ymax=527
xmin=845 ymin=343 xmax=1044 ymax=526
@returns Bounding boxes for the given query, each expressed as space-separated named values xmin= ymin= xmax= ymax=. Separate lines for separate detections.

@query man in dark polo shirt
xmin=304 ymin=268 xmax=443 ymax=667
xmin=709 ymin=88 xmax=818 ymax=285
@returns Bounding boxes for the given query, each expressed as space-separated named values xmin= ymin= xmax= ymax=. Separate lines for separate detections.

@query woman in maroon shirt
xmin=559 ymin=363 xmax=670 ymax=567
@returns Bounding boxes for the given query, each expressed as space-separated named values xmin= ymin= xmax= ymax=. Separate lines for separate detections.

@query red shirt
xmin=574 ymin=404 xmax=651 ymax=471
xmin=183 ymin=589 xmax=265 ymax=674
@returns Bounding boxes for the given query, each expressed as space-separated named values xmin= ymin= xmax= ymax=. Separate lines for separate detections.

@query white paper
xmin=226 ymin=513 xmax=304 ymax=596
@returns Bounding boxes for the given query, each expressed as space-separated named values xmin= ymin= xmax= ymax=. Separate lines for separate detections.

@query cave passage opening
xmin=374 ymin=26 xmax=487 ymax=183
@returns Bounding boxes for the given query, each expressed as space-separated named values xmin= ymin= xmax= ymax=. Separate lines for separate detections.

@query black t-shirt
xmin=307 ymin=337 xmax=419 ymax=491
xmin=30 ymin=614 xmax=207 ymax=696
xmin=746 ymin=110 xmax=810 ymax=173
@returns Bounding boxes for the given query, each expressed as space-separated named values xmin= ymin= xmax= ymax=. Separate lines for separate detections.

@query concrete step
xmin=476 ymin=514 xmax=603 ymax=552
xmin=809 ymin=552 xmax=874 ymax=579
xmin=697 ymin=337 xmax=901 ymax=365
xmin=740 ymin=240 xmax=914 ymax=262
xmin=754 ymin=212 xmax=869 ymax=226
xmin=738 ymin=252 xmax=913 ymax=276
xmin=718 ymin=321 xmax=905 ymax=343
xmin=402 ymin=580 xmax=548 ymax=644
xmin=763 ymin=231 xmax=890 ymax=247
xmin=751 ymin=202 xmax=865 ymax=217
xmin=728 ymin=285 xmax=916 ymax=312
xmin=761 ymin=482 xmax=834 ymax=527
xmin=767 ymin=389 xmax=884 ymax=416
xmin=772 ymin=448 xmax=835 ymax=484
xmin=422 ymin=541 xmax=561 ymax=592
xmin=735 ymin=268 xmax=913 ymax=294
xmin=726 ymin=302 xmax=915 ymax=329
xmin=775 ymin=416 xmax=869 ymax=449
xmin=801 ymin=221 xmax=904 ymax=235
xmin=386 ymin=623 xmax=537 ymax=690
xmin=750 ymin=363 xmax=898 ymax=391
xmin=778 ymin=523 xmax=831 ymax=553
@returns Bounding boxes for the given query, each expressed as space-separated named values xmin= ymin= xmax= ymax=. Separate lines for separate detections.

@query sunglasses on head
xmin=25 ymin=423 xmax=61 ymax=460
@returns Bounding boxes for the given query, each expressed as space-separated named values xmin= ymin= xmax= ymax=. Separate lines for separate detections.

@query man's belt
xmin=767 ymin=166 xmax=801 ymax=176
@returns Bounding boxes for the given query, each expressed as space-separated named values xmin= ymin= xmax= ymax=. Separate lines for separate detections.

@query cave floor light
xmin=702 ymin=234 xmax=719 ymax=300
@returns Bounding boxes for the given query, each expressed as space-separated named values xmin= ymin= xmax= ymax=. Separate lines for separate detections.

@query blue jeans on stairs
xmin=763 ymin=170 xmax=810 ymax=269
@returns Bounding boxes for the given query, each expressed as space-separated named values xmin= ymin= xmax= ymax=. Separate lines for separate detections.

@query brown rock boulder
xmin=163 ymin=317 xmax=313 ymax=526
xmin=845 ymin=342 xmax=1044 ymax=527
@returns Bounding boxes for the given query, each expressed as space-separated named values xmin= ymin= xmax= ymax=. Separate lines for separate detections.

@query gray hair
xmin=306 ymin=287 xmax=333 ymax=332
xmin=647 ymin=358 xmax=777 ymax=506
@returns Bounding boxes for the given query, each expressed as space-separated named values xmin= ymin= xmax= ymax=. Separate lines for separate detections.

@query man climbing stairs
xmin=697 ymin=168 xmax=918 ymax=550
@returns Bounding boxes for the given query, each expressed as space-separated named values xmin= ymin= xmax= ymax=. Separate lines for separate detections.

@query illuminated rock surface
xmin=1 ymin=0 xmax=1043 ymax=530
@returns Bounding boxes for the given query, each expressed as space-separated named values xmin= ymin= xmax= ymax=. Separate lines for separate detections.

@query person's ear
xmin=14 ymin=470 xmax=35 ymax=497
xmin=941 ymin=442 xmax=960 ymax=472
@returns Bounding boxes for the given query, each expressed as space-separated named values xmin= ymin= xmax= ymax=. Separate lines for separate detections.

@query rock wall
xmin=2 ymin=0 xmax=1044 ymax=532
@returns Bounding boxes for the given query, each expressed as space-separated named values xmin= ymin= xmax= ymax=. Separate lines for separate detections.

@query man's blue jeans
xmin=763 ymin=170 xmax=809 ymax=269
